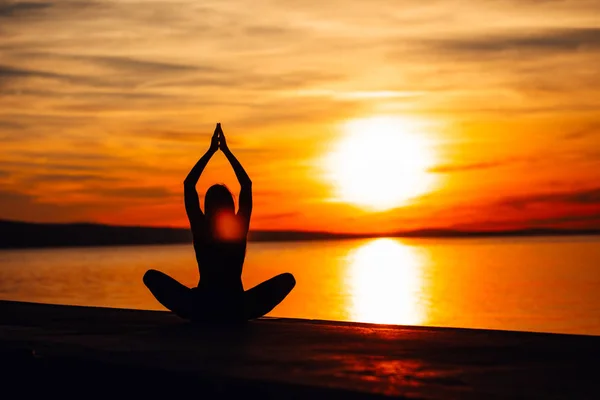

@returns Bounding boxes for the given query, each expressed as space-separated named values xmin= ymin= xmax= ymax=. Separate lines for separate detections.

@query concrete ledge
xmin=1 ymin=300 xmax=599 ymax=398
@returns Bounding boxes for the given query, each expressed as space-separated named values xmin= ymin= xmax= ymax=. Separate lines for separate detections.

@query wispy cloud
xmin=425 ymin=28 xmax=600 ymax=54
xmin=429 ymin=160 xmax=513 ymax=173
xmin=0 ymin=1 xmax=52 ymax=18
xmin=0 ymin=64 xmax=60 ymax=79
xmin=500 ymin=187 xmax=600 ymax=210
xmin=528 ymin=212 xmax=600 ymax=227
xmin=563 ymin=124 xmax=600 ymax=140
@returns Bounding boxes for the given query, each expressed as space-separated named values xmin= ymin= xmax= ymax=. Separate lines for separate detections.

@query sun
xmin=325 ymin=116 xmax=437 ymax=211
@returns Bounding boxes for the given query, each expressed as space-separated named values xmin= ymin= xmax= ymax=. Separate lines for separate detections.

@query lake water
xmin=1 ymin=236 xmax=599 ymax=335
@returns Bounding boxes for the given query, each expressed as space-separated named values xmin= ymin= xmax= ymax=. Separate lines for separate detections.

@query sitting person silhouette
xmin=143 ymin=123 xmax=296 ymax=322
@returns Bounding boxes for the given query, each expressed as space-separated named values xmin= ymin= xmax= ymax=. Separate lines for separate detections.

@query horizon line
xmin=2 ymin=219 xmax=599 ymax=239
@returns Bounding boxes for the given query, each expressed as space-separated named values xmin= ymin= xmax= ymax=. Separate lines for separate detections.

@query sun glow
xmin=326 ymin=116 xmax=437 ymax=211
xmin=347 ymin=239 xmax=427 ymax=325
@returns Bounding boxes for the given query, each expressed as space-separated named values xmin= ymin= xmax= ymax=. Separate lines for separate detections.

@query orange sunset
xmin=2 ymin=1 xmax=599 ymax=232
xmin=1 ymin=1 xmax=600 ymax=398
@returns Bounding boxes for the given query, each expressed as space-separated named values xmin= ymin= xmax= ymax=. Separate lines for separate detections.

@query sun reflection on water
xmin=347 ymin=238 xmax=427 ymax=325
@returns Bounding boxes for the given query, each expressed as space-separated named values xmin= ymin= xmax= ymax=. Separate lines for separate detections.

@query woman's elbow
xmin=183 ymin=177 xmax=194 ymax=187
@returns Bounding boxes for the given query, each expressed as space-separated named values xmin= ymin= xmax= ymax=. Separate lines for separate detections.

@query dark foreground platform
xmin=1 ymin=300 xmax=599 ymax=399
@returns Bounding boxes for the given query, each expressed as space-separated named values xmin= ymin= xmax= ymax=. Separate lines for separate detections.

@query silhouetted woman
xmin=143 ymin=123 xmax=295 ymax=322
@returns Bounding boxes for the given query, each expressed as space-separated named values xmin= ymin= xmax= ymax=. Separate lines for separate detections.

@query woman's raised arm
xmin=219 ymin=127 xmax=253 ymax=227
xmin=183 ymin=124 xmax=220 ymax=226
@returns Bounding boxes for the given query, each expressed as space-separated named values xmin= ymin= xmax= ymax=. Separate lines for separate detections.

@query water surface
xmin=1 ymin=236 xmax=599 ymax=335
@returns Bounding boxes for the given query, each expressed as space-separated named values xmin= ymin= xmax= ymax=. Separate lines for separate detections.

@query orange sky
xmin=1 ymin=0 xmax=599 ymax=233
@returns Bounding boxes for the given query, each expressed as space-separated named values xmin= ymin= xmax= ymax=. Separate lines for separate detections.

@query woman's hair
xmin=204 ymin=184 xmax=235 ymax=217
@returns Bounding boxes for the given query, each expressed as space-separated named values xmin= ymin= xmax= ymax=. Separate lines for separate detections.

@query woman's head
xmin=204 ymin=184 xmax=235 ymax=218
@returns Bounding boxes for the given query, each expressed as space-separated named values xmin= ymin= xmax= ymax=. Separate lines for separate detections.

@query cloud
xmin=126 ymin=129 xmax=204 ymax=143
xmin=231 ymin=95 xmax=364 ymax=127
xmin=0 ymin=64 xmax=62 ymax=80
xmin=0 ymin=2 xmax=52 ymax=18
xmin=429 ymin=160 xmax=513 ymax=173
xmin=0 ymin=149 xmax=133 ymax=191
xmin=384 ymin=26 xmax=600 ymax=104
xmin=426 ymin=28 xmax=600 ymax=55
xmin=23 ymin=173 xmax=119 ymax=184
xmin=500 ymin=187 xmax=600 ymax=210
xmin=0 ymin=52 xmax=230 ymax=97
xmin=0 ymin=113 xmax=102 ymax=144
xmin=5 ymin=148 xmax=123 ymax=164
xmin=1 ymin=88 xmax=176 ymax=101
xmin=18 ymin=52 xmax=211 ymax=74
xmin=76 ymin=55 xmax=202 ymax=73
xmin=0 ymin=189 xmax=92 ymax=222
xmin=253 ymin=211 xmax=303 ymax=222
xmin=0 ymin=120 xmax=24 ymax=130
xmin=0 ymin=64 xmax=118 ymax=89
xmin=526 ymin=212 xmax=600 ymax=228
xmin=243 ymin=25 xmax=297 ymax=37
xmin=563 ymin=124 xmax=600 ymax=140
xmin=97 ymin=186 xmax=177 ymax=199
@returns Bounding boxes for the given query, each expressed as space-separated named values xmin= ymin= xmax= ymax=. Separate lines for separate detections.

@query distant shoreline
xmin=1 ymin=219 xmax=599 ymax=249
